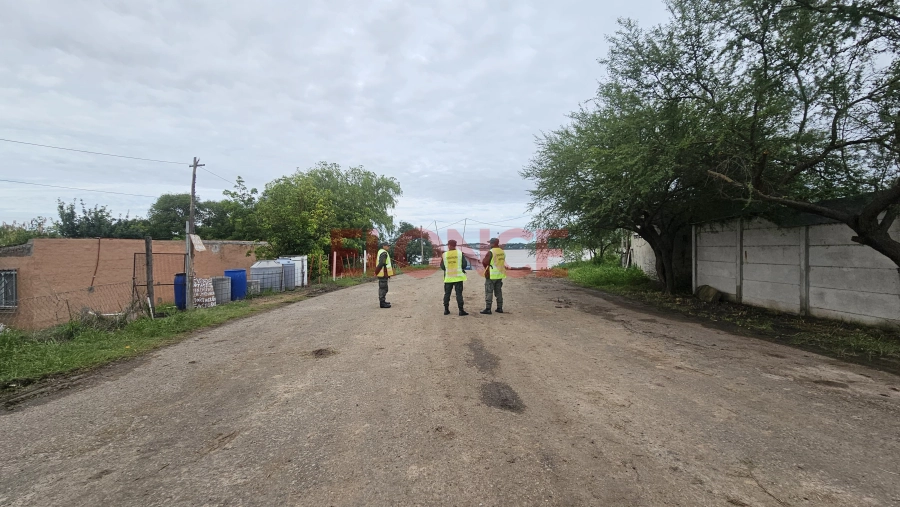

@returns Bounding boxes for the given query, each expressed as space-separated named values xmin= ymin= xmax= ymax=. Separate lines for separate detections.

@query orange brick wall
xmin=0 ymin=238 xmax=262 ymax=329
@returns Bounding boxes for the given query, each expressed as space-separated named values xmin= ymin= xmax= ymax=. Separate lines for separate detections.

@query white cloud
xmin=0 ymin=0 xmax=671 ymax=226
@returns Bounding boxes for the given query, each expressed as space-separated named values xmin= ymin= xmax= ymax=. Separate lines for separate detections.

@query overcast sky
xmin=1 ymin=0 xmax=670 ymax=242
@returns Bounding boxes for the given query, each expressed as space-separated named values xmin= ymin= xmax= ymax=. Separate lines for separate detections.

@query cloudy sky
xmin=1 ymin=0 xmax=669 ymax=241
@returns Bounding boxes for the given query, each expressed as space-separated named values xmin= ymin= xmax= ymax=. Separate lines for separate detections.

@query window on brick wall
xmin=0 ymin=270 xmax=16 ymax=310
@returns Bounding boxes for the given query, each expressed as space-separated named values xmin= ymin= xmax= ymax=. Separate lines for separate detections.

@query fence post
xmin=691 ymin=224 xmax=698 ymax=294
xmin=735 ymin=218 xmax=743 ymax=303
xmin=145 ymin=236 xmax=155 ymax=317
xmin=799 ymin=225 xmax=810 ymax=316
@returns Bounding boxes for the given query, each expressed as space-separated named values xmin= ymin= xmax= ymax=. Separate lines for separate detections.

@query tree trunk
xmin=850 ymin=219 xmax=900 ymax=272
xmin=638 ymin=227 xmax=678 ymax=294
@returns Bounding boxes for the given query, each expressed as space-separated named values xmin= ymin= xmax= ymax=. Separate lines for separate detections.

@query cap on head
xmin=381 ymin=241 xmax=390 ymax=247
xmin=489 ymin=238 xmax=499 ymax=246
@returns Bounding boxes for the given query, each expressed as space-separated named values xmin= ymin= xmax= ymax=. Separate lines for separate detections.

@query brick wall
xmin=0 ymin=238 xmax=262 ymax=329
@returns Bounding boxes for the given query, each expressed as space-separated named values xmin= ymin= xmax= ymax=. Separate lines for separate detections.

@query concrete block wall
xmin=694 ymin=222 xmax=738 ymax=301
xmin=693 ymin=218 xmax=900 ymax=327
xmin=806 ymin=222 xmax=900 ymax=326
xmin=741 ymin=219 xmax=803 ymax=314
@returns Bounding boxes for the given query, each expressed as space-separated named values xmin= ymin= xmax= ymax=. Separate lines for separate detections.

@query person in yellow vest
xmin=480 ymin=237 xmax=507 ymax=314
xmin=375 ymin=241 xmax=393 ymax=308
xmin=440 ymin=239 xmax=469 ymax=316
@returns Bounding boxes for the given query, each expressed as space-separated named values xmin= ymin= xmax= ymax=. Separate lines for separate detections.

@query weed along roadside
xmin=0 ymin=278 xmax=371 ymax=403
xmin=560 ymin=259 xmax=900 ymax=375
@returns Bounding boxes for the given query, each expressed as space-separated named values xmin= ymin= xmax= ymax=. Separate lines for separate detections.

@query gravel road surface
xmin=1 ymin=272 xmax=898 ymax=506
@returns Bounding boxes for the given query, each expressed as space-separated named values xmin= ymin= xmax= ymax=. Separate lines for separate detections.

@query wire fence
xmin=133 ymin=252 xmax=186 ymax=306
xmin=0 ymin=282 xmax=141 ymax=331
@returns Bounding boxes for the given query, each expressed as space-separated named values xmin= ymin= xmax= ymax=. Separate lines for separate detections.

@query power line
xmin=0 ymin=178 xmax=157 ymax=198
xmin=200 ymin=166 xmax=236 ymax=186
xmin=435 ymin=219 xmax=466 ymax=230
xmin=0 ymin=137 xmax=186 ymax=165
xmin=466 ymin=219 xmax=530 ymax=228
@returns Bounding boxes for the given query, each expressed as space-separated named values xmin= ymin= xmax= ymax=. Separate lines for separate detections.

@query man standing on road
xmin=375 ymin=241 xmax=393 ymax=308
xmin=480 ymin=237 xmax=506 ymax=314
xmin=440 ymin=239 xmax=469 ymax=316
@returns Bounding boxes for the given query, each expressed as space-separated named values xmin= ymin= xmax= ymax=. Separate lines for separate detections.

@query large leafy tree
xmin=659 ymin=0 xmax=900 ymax=267
xmin=146 ymin=193 xmax=192 ymax=240
xmin=302 ymin=162 xmax=402 ymax=241
xmin=254 ymin=174 xmax=336 ymax=259
xmin=524 ymin=58 xmax=723 ymax=292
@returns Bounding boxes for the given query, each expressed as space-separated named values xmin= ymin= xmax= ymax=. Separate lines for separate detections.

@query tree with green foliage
xmin=646 ymin=0 xmax=900 ymax=267
xmin=390 ymin=221 xmax=434 ymax=265
xmin=55 ymin=200 xmax=148 ymax=239
xmin=524 ymin=73 xmax=722 ymax=292
xmin=253 ymin=173 xmax=336 ymax=259
xmin=146 ymin=194 xmax=192 ymax=240
xmin=0 ymin=217 xmax=57 ymax=247
xmin=220 ymin=176 xmax=261 ymax=241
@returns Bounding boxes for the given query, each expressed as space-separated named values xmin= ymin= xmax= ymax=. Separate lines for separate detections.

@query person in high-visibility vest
xmin=480 ymin=237 xmax=507 ymax=314
xmin=440 ymin=239 xmax=469 ymax=316
xmin=375 ymin=241 xmax=394 ymax=308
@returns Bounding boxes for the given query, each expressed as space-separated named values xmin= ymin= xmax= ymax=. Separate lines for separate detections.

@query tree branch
xmin=708 ymin=170 xmax=853 ymax=223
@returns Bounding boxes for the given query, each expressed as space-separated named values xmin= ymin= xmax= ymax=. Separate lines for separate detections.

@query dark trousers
xmin=485 ymin=278 xmax=503 ymax=307
xmin=443 ymin=281 xmax=464 ymax=309
xmin=378 ymin=277 xmax=389 ymax=302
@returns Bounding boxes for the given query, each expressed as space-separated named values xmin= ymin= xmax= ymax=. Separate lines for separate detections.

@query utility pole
xmin=420 ymin=225 xmax=424 ymax=265
xmin=462 ymin=218 xmax=467 ymax=248
xmin=433 ymin=220 xmax=440 ymax=250
xmin=189 ymin=157 xmax=204 ymax=234
xmin=186 ymin=157 xmax=204 ymax=310
xmin=185 ymin=220 xmax=193 ymax=310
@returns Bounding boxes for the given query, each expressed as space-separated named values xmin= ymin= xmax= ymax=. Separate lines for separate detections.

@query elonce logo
xmin=330 ymin=227 xmax=567 ymax=280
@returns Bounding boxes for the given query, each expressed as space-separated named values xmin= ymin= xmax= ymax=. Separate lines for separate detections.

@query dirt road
xmin=1 ymin=272 xmax=899 ymax=506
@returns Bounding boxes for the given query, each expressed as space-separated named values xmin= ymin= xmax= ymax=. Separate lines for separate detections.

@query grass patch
xmin=563 ymin=261 xmax=900 ymax=366
xmin=567 ymin=260 xmax=654 ymax=290
xmin=0 ymin=292 xmax=309 ymax=388
xmin=333 ymin=276 xmax=369 ymax=287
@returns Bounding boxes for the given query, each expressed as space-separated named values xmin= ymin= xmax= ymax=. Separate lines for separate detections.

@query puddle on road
xmin=480 ymin=381 xmax=526 ymax=413
xmin=310 ymin=348 xmax=337 ymax=359
xmin=466 ymin=339 xmax=500 ymax=373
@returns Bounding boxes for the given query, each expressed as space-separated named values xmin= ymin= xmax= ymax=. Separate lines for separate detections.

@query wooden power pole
xmin=189 ymin=157 xmax=204 ymax=235
xmin=186 ymin=157 xmax=204 ymax=310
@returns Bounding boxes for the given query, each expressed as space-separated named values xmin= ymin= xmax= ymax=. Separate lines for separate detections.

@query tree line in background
xmin=1 ymin=162 xmax=402 ymax=262
xmin=525 ymin=0 xmax=900 ymax=293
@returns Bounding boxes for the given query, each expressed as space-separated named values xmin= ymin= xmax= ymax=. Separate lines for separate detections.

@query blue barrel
xmin=224 ymin=269 xmax=247 ymax=301
xmin=174 ymin=272 xmax=187 ymax=310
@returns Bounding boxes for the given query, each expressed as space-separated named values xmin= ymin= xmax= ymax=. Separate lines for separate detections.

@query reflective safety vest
xmin=442 ymin=249 xmax=467 ymax=283
xmin=376 ymin=248 xmax=394 ymax=277
xmin=488 ymin=247 xmax=507 ymax=280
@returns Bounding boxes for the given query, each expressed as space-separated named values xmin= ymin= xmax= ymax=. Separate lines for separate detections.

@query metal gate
xmin=133 ymin=252 xmax=187 ymax=306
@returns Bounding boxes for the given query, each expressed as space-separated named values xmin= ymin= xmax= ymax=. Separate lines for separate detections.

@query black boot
xmin=443 ymin=306 xmax=450 ymax=315
xmin=458 ymin=308 xmax=469 ymax=316
xmin=380 ymin=301 xmax=391 ymax=308
xmin=480 ymin=305 xmax=492 ymax=315
xmin=496 ymin=306 xmax=504 ymax=313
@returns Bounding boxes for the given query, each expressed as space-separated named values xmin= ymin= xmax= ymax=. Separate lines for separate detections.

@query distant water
xmin=482 ymin=249 xmax=566 ymax=269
